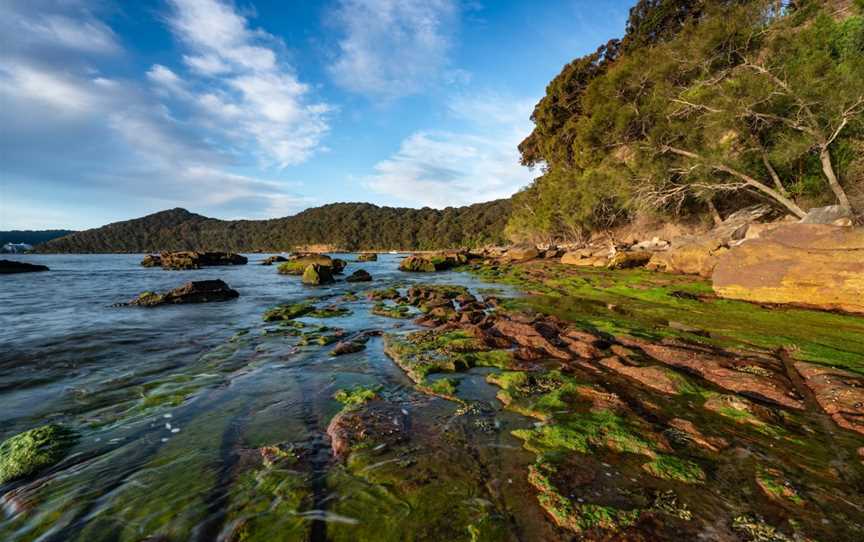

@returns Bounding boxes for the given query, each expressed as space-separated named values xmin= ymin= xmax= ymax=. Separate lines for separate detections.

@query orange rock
xmin=795 ymin=362 xmax=864 ymax=436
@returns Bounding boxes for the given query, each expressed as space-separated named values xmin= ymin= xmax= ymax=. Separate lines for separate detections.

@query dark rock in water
xmin=346 ymin=269 xmax=372 ymax=282
xmin=152 ymin=251 xmax=248 ymax=270
xmin=0 ymin=424 xmax=76 ymax=483
xmin=330 ymin=340 xmax=366 ymax=356
xmin=302 ymin=263 xmax=334 ymax=285
xmin=326 ymin=400 xmax=408 ymax=460
xmin=261 ymin=255 xmax=288 ymax=265
xmin=399 ymin=255 xmax=436 ymax=272
xmin=0 ymin=260 xmax=50 ymax=274
xmin=357 ymin=252 xmax=377 ymax=262
xmin=140 ymin=254 xmax=162 ymax=267
xmin=278 ymin=254 xmax=344 ymax=275
xmin=332 ymin=258 xmax=347 ymax=274
xmin=128 ymin=279 xmax=239 ymax=306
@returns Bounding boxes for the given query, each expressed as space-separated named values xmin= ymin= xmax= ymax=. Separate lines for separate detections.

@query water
xmin=0 ymin=254 xmax=538 ymax=541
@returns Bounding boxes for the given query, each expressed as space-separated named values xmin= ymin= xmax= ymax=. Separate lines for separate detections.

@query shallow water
xmin=0 ymin=254 xmax=535 ymax=541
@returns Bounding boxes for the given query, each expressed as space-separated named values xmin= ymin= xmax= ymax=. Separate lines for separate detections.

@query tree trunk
xmin=819 ymin=147 xmax=853 ymax=214
xmin=706 ymin=198 xmax=723 ymax=226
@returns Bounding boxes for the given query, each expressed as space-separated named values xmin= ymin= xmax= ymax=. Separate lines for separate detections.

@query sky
xmin=0 ymin=0 xmax=633 ymax=230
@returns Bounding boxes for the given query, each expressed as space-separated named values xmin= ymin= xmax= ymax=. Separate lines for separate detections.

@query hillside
xmin=36 ymin=200 xmax=512 ymax=253
xmin=0 ymin=230 xmax=76 ymax=247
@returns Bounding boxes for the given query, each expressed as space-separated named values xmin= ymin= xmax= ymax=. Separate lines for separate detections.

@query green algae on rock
xmin=333 ymin=385 xmax=380 ymax=408
xmin=0 ymin=424 xmax=77 ymax=483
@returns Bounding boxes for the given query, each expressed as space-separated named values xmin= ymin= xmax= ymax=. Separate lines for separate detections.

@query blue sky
xmin=0 ymin=0 xmax=632 ymax=230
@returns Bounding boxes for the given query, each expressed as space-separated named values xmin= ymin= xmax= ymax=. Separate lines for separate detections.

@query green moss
xmin=262 ymin=302 xmax=314 ymax=322
xmin=642 ymin=455 xmax=705 ymax=484
xmin=371 ymin=302 xmax=412 ymax=319
xmin=424 ymin=377 xmax=458 ymax=397
xmin=333 ymin=386 xmax=380 ymax=407
xmin=0 ymin=425 xmax=77 ymax=483
xmin=756 ymin=468 xmax=804 ymax=505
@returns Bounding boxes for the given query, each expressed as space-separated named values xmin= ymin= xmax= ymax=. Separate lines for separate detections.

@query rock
xmin=799 ymin=204 xmax=851 ymax=225
xmin=331 ymin=258 xmax=347 ymax=274
xmin=157 ymin=251 xmax=248 ymax=270
xmin=638 ymin=342 xmax=803 ymax=409
xmin=346 ymin=269 xmax=372 ymax=282
xmin=598 ymin=356 xmax=684 ymax=395
xmin=278 ymin=255 xmax=337 ymax=275
xmin=140 ymin=254 xmax=162 ymax=267
xmin=507 ymin=245 xmax=540 ymax=262
xmin=646 ymin=235 xmax=727 ymax=277
xmin=326 ymin=400 xmax=408 ymax=460
xmin=607 ymin=250 xmax=652 ymax=270
xmin=128 ymin=279 xmax=240 ymax=306
xmin=560 ymin=248 xmax=609 ymax=267
xmin=302 ymin=264 xmax=334 ymax=285
xmin=631 ymin=237 xmax=670 ymax=251
xmin=666 ymin=418 xmax=728 ymax=452
xmin=330 ymin=340 xmax=366 ymax=356
xmin=0 ymin=425 xmax=76 ymax=483
xmin=0 ymin=260 xmax=49 ymax=274
xmin=490 ymin=318 xmax=573 ymax=359
xmin=261 ymin=255 xmax=288 ymax=265
xmin=399 ymin=255 xmax=436 ymax=272
xmin=543 ymin=248 xmax=564 ymax=259
xmin=795 ymin=362 xmax=864 ymax=435
xmin=357 ymin=252 xmax=378 ymax=262
xmin=712 ymin=224 xmax=864 ymax=314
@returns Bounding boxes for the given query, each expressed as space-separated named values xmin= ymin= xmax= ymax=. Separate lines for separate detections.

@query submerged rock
xmin=260 ymin=255 xmax=288 ymax=265
xmin=0 ymin=260 xmax=49 ymax=274
xmin=326 ymin=399 xmax=408 ymax=460
xmin=128 ymin=279 xmax=239 ymax=306
xmin=357 ymin=252 xmax=378 ymax=262
xmin=0 ymin=425 xmax=76 ymax=483
xmin=712 ymin=224 xmax=864 ymax=314
xmin=301 ymin=263 xmax=334 ymax=285
xmin=346 ymin=269 xmax=372 ymax=282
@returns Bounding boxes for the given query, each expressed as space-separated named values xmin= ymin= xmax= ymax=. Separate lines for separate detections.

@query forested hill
xmin=0 ymin=230 xmax=75 ymax=246
xmin=35 ymin=201 xmax=512 ymax=253
xmin=509 ymin=0 xmax=864 ymax=243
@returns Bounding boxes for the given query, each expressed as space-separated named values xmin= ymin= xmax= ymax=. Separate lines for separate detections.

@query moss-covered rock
xmin=0 ymin=425 xmax=76 ymax=483
xmin=302 ymin=263 xmax=334 ymax=285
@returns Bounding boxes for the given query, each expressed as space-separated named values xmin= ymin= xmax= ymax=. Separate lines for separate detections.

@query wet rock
xmin=277 ymin=254 xmax=341 ymax=275
xmin=0 ymin=260 xmax=50 ymax=274
xmin=665 ymin=418 xmax=728 ymax=452
xmin=357 ymin=252 xmax=378 ymax=262
xmin=598 ymin=356 xmax=684 ymax=395
xmin=491 ymin=318 xmax=572 ymax=359
xmin=345 ymin=269 xmax=372 ymax=282
xmin=326 ymin=400 xmax=408 ymax=460
xmin=638 ymin=342 xmax=803 ymax=409
xmin=330 ymin=340 xmax=366 ymax=356
xmin=399 ymin=255 xmax=437 ymax=272
xmin=128 ymin=279 xmax=240 ymax=306
xmin=712 ymin=224 xmax=864 ymax=314
xmin=156 ymin=251 xmax=248 ymax=270
xmin=399 ymin=253 xmax=465 ymax=272
xmin=302 ymin=264 xmax=334 ymax=285
xmin=795 ymin=362 xmax=864 ymax=435
xmin=261 ymin=255 xmax=288 ymax=265
xmin=0 ymin=424 xmax=76 ymax=483
xmin=140 ymin=254 xmax=161 ymax=267
xmin=607 ymin=251 xmax=652 ymax=270
xmin=645 ymin=235 xmax=727 ymax=277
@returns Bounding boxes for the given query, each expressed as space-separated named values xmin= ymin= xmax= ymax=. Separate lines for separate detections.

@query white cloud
xmin=329 ymin=0 xmax=458 ymax=99
xmin=363 ymin=93 xmax=536 ymax=207
xmin=161 ymin=0 xmax=332 ymax=167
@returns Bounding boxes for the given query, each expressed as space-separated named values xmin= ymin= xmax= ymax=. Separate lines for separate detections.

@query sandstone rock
xmin=491 ymin=318 xmax=572 ymax=359
xmin=346 ymin=269 xmax=372 ymax=282
xmin=302 ymin=264 xmax=334 ymax=285
xmin=158 ymin=251 xmax=248 ymax=270
xmin=795 ymin=362 xmax=864 ymax=435
xmin=278 ymin=255 xmax=337 ymax=275
xmin=712 ymin=224 xmax=864 ymax=314
xmin=326 ymin=400 xmax=408 ymax=460
xmin=0 ymin=260 xmax=49 ymax=274
xmin=357 ymin=252 xmax=378 ymax=262
xmin=666 ymin=418 xmax=728 ymax=452
xmin=646 ymin=235 xmax=727 ymax=277
xmin=399 ymin=254 xmax=451 ymax=272
xmin=799 ymin=204 xmax=851 ymax=225
xmin=128 ymin=279 xmax=240 ymax=306
xmin=561 ymin=248 xmax=609 ymax=267
xmin=599 ymin=356 xmax=683 ymax=395
xmin=140 ymin=254 xmax=162 ymax=267
xmin=631 ymin=237 xmax=670 ymax=251
xmin=607 ymin=250 xmax=652 ymax=270
xmin=638 ymin=342 xmax=803 ymax=409
xmin=507 ymin=245 xmax=539 ymax=262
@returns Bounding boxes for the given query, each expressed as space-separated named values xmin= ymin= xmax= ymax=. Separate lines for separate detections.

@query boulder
xmin=140 ymin=254 xmax=162 ymax=267
xmin=158 ymin=251 xmax=248 ymax=270
xmin=261 ymin=255 xmax=288 ymax=265
xmin=712 ymin=224 xmax=864 ymax=314
xmin=302 ymin=264 xmax=334 ymax=285
xmin=399 ymin=255 xmax=440 ymax=272
xmin=278 ymin=255 xmax=337 ymax=275
xmin=346 ymin=269 xmax=372 ymax=282
xmin=561 ymin=248 xmax=609 ymax=267
xmin=799 ymin=205 xmax=852 ymax=225
xmin=128 ymin=279 xmax=239 ymax=306
xmin=0 ymin=260 xmax=49 ymax=274
xmin=607 ymin=251 xmax=652 ymax=270
xmin=357 ymin=252 xmax=378 ymax=262
xmin=0 ymin=425 xmax=76 ymax=483
xmin=507 ymin=245 xmax=540 ymax=262
xmin=646 ymin=235 xmax=727 ymax=277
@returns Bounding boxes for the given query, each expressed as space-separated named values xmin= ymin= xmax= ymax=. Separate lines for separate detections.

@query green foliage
xmin=0 ymin=425 xmax=76 ymax=483
xmin=38 ymin=201 xmax=512 ymax=253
